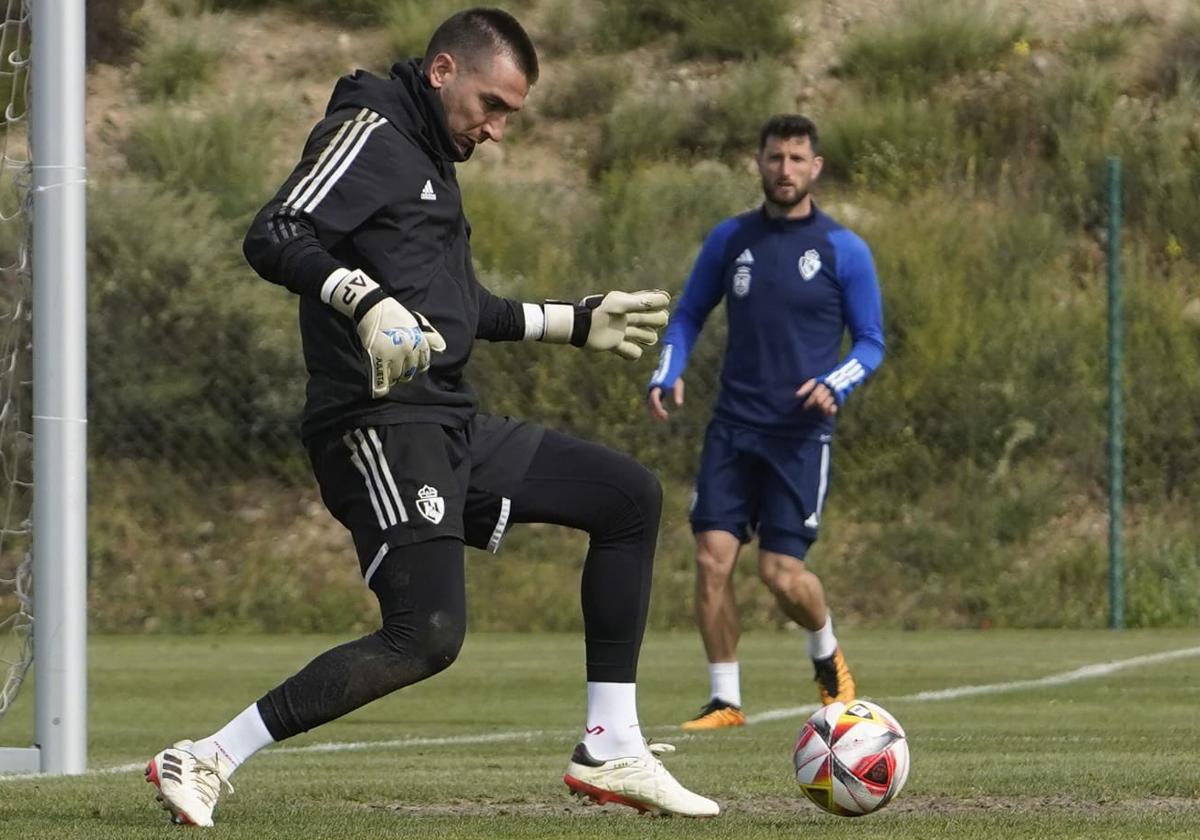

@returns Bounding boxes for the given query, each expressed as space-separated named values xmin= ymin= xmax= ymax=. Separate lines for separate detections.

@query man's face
xmin=428 ymin=51 xmax=529 ymax=158
xmin=755 ymin=134 xmax=823 ymax=209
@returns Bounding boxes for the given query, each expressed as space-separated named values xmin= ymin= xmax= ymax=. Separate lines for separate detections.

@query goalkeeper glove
xmin=535 ymin=289 xmax=670 ymax=360
xmin=322 ymin=268 xmax=446 ymax=398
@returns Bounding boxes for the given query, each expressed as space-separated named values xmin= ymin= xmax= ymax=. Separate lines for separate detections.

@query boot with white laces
xmin=145 ymin=739 xmax=234 ymax=827
xmin=564 ymin=741 xmax=719 ymax=817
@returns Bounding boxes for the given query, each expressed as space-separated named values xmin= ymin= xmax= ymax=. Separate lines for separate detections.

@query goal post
xmin=0 ymin=0 xmax=88 ymax=775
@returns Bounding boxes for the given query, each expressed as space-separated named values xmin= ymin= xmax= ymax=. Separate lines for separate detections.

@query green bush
xmin=1107 ymin=94 xmax=1200 ymax=253
xmin=696 ymin=59 xmax=791 ymax=156
xmin=530 ymin=0 xmax=594 ymax=58
xmin=384 ymin=0 xmax=471 ymax=59
xmin=1065 ymin=19 xmax=1137 ymax=62
xmin=1143 ymin=12 xmax=1200 ymax=97
xmin=961 ymin=56 xmax=1200 ymax=248
xmin=671 ymin=0 xmax=794 ymax=60
xmin=134 ymin=14 xmax=225 ymax=100
xmin=459 ymin=173 xmax=586 ymax=293
xmin=591 ymin=86 xmax=702 ymax=172
xmin=956 ymin=58 xmax=1119 ymax=191
xmin=837 ymin=191 xmax=1099 ymax=490
xmin=89 ymin=464 xmax=370 ymax=632
xmin=73 ymin=0 xmax=1200 ymax=631
xmin=205 ymin=0 xmax=392 ymax=26
xmin=591 ymin=0 xmax=794 ymax=59
xmin=124 ymin=97 xmax=282 ymax=223
xmin=590 ymin=0 xmax=677 ymax=52
xmin=1121 ymin=247 xmax=1200 ymax=502
xmin=87 ymin=178 xmax=305 ymax=478
xmin=818 ymin=93 xmax=963 ymax=194
xmin=580 ymin=160 xmax=755 ymax=287
xmin=1124 ymin=509 xmax=1200 ymax=627
xmin=463 ymin=162 xmax=753 ymax=482
xmin=836 ymin=0 xmax=1024 ymax=95
xmin=536 ymin=55 xmax=627 ymax=119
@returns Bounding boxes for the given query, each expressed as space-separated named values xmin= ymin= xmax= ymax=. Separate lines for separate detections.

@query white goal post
xmin=0 ymin=0 xmax=87 ymax=775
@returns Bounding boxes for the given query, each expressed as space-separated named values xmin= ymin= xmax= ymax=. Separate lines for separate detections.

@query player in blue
xmin=647 ymin=114 xmax=885 ymax=730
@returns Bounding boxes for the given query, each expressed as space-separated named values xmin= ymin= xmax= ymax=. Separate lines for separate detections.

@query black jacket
xmin=243 ymin=60 xmax=524 ymax=440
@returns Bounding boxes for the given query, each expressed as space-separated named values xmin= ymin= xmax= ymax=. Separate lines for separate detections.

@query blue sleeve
xmin=648 ymin=221 xmax=734 ymax=390
xmin=822 ymin=230 xmax=885 ymax=405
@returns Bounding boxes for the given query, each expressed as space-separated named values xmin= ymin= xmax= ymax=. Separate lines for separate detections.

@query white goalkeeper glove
xmin=533 ymin=289 xmax=670 ymax=360
xmin=322 ymin=268 xmax=446 ymax=398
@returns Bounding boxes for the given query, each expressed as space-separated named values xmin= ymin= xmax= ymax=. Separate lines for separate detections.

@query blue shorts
xmin=690 ymin=421 xmax=833 ymax=560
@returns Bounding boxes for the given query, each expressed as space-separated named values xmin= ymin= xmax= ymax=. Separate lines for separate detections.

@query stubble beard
xmin=763 ymin=179 xmax=809 ymax=211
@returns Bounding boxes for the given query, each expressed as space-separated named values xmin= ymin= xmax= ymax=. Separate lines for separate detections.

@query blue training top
xmin=650 ymin=204 xmax=885 ymax=438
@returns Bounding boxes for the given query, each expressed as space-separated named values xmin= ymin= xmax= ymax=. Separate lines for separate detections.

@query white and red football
xmin=793 ymin=699 xmax=910 ymax=816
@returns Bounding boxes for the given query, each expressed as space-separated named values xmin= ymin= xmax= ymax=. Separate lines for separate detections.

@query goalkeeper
xmin=145 ymin=7 xmax=717 ymax=826
xmin=647 ymin=114 xmax=885 ymax=731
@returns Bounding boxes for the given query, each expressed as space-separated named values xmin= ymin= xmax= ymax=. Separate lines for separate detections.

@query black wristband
xmin=353 ymin=287 xmax=388 ymax=322
xmin=570 ymin=295 xmax=603 ymax=348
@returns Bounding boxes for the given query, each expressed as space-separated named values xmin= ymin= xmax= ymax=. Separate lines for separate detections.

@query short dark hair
xmin=759 ymin=114 xmax=819 ymax=152
xmin=423 ymin=8 xmax=539 ymax=85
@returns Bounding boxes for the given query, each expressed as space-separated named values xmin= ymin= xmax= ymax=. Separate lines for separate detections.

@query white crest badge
xmin=733 ymin=265 xmax=752 ymax=297
xmin=415 ymin=484 xmax=444 ymax=524
xmin=799 ymin=249 xmax=822 ymax=281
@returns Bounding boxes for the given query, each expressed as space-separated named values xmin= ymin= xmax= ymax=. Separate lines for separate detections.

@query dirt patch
xmin=359 ymin=793 xmax=1200 ymax=819
xmin=361 ymin=798 xmax=615 ymax=818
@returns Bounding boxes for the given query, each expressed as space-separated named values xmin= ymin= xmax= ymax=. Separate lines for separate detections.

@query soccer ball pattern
xmin=793 ymin=699 xmax=910 ymax=816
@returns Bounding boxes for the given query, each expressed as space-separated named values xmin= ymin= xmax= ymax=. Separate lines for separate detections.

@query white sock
xmin=191 ymin=703 xmax=275 ymax=774
xmin=807 ymin=612 xmax=838 ymax=661
xmin=582 ymin=682 xmax=647 ymax=761
xmin=708 ymin=661 xmax=741 ymax=707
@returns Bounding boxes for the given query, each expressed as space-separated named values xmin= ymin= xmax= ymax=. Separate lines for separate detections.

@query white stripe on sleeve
xmin=284 ymin=108 xmax=366 ymax=209
xmin=284 ymin=109 xmax=387 ymax=215
xmin=298 ymin=116 xmax=387 ymax=213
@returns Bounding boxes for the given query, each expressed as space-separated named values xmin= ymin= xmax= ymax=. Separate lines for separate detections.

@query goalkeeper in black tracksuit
xmin=145 ymin=7 xmax=719 ymax=825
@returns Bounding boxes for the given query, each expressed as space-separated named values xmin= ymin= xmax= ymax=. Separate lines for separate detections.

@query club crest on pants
xmin=416 ymin=484 xmax=444 ymax=524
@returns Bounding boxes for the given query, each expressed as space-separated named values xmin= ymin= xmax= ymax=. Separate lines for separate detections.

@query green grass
xmin=133 ymin=13 xmax=225 ymax=101
xmin=589 ymin=0 xmax=794 ymax=59
xmin=124 ymin=97 xmax=282 ymax=222
xmin=836 ymin=0 xmax=1024 ymax=95
xmin=2 ymin=631 xmax=1199 ymax=838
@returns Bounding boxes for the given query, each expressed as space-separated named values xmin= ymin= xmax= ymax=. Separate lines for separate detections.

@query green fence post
xmin=1106 ymin=157 xmax=1124 ymax=630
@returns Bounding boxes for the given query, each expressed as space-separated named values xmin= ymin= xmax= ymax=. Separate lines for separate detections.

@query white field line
xmin=745 ymin=644 xmax=1200 ymax=724
xmin=3 ymin=643 xmax=1198 ymax=783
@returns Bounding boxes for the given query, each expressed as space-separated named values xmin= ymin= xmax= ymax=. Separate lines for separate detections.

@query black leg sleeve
xmin=508 ymin=430 xmax=661 ymax=683
xmin=256 ymin=537 xmax=466 ymax=741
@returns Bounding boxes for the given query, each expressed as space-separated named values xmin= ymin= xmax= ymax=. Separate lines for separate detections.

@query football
xmin=792 ymin=699 xmax=910 ymax=816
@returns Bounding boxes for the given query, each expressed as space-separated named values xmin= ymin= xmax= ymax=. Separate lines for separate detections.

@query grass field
xmin=1 ymin=630 xmax=1198 ymax=839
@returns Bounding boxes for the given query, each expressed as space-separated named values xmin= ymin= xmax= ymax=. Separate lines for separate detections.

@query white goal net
xmin=0 ymin=0 xmax=31 ymax=729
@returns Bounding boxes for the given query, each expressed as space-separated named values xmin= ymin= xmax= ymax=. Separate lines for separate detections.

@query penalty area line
xmin=745 ymin=643 xmax=1200 ymax=724
xmin=3 ymin=643 xmax=1198 ymax=782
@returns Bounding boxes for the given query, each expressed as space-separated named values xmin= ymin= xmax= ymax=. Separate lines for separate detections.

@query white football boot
xmin=145 ymin=740 xmax=233 ymax=827
xmin=564 ymin=741 xmax=720 ymax=817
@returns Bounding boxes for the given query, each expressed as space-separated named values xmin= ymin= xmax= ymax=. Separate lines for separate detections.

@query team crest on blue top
xmin=799 ymin=249 xmax=821 ymax=281
xmin=733 ymin=265 xmax=752 ymax=297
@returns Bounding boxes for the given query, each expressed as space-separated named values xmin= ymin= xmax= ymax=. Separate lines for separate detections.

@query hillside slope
xmin=79 ymin=0 xmax=1200 ymax=633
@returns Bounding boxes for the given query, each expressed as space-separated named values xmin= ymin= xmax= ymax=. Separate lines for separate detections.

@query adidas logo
xmin=804 ymin=512 xmax=820 ymax=528
xmin=735 ymin=248 xmax=754 ymax=265
xmin=420 ymin=180 xmax=437 ymax=201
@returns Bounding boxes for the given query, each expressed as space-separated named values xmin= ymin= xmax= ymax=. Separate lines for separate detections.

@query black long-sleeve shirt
xmin=243 ymin=60 xmax=524 ymax=440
